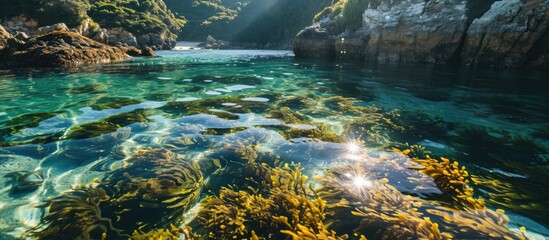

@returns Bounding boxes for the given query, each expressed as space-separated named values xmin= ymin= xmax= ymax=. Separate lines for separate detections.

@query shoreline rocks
xmin=294 ymin=0 xmax=549 ymax=69
xmin=1 ymin=29 xmax=154 ymax=68
xmin=198 ymin=35 xmax=231 ymax=49
xmin=1 ymin=15 xmax=176 ymax=50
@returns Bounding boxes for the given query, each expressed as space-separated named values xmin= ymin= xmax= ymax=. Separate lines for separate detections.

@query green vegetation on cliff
xmin=89 ymin=0 xmax=185 ymax=36
xmin=313 ymin=0 xmax=370 ymax=33
xmin=2 ymin=0 xmax=332 ymax=46
xmin=0 ymin=0 xmax=90 ymax=27
xmin=0 ymin=0 xmax=184 ymax=40
xmin=164 ymin=0 xmax=244 ymax=39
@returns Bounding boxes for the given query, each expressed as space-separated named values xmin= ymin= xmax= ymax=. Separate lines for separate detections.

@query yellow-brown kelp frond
xmin=279 ymin=125 xmax=345 ymax=143
xmin=343 ymin=109 xmax=453 ymax=148
xmin=315 ymin=159 xmax=524 ymax=240
xmin=194 ymin=164 xmax=343 ymax=239
xmin=30 ymin=186 xmax=127 ymax=240
xmin=426 ymin=208 xmax=527 ymax=240
xmin=281 ymin=224 xmax=351 ymax=240
xmin=471 ymin=174 xmax=549 ymax=226
xmin=411 ymin=156 xmax=485 ymax=210
xmin=321 ymin=96 xmax=370 ymax=115
xmin=267 ymin=107 xmax=312 ymax=124
xmin=276 ymin=95 xmax=317 ymax=109
xmin=131 ymin=224 xmax=199 ymax=240
xmin=101 ymin=148 xmax=204 ymax=234
xmin=314 ymin=166 xmax=448 ymax=239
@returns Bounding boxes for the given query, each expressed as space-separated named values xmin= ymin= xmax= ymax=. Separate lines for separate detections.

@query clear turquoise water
xmin=0 ymin=50 xmax=548 ymax=239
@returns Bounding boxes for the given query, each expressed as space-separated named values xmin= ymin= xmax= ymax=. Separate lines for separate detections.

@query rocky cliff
xmin=294 ymin=0 xmax=549 ymax=69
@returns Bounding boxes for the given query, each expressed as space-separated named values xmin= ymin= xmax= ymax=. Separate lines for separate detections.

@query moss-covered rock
xmin=3 ymin=31 xmax=141 ymax=68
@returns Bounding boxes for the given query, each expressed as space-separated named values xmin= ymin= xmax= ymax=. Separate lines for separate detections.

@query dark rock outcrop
xmin=198 ymin=35 xmax=231 ymax=50
xmin=294 ymin=0 xmax=549 ymax=69
xmin=107 ymin=27 xmax=138 ymax=47
xmin=463 ymin=0 xmax=549 ymax=68
xmin=294 ymin=26 xmax=336 ymax=58
xmin=1 ymin=30 xmax=153 ymax=68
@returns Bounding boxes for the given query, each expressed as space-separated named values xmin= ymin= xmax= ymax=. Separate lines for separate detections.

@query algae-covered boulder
xmin=3 ymin=30 xmax=145 ymax=68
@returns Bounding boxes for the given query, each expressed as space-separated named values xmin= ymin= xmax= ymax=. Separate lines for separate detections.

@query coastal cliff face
xmin=294 ymin=0 xmax=549 ymax=68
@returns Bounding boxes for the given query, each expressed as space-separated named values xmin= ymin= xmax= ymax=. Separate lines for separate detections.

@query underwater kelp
xmin=89 ymin=97 xmax=142 ymax=111
xmin=322 ymin=96 xmax=369 ymax=116
xmin=131 ymin=224 xmax=198 ymax=240
xmin=452 ymin=126 xmax=549 ymax=224
xmin=187 ymin=75 xmax=264 ymax=85
xmin=158 ymin=95 xmax=274 ymax=118
xmin=30 ymin=185 xmax=120 ymax=240
xmin=64 ymin=110 xmax=149 ymax=140
xmin=68 ymin=83 xmax=108 ymax=94
xmin=267 ymin=107 xmax=312 ymax=124
xmin=193 ymin=163 xmax=347 ymax=240
xmin=31 ymin=149 xmax=204 ymax=239
xmin=471 ymin=173 xmax=549 ymax=227
xmin=276 ymin=96 xmax=317 ymax=110
xmin=0 ymin=112 xmax=57 ymax=144
xmin=344 ymin=108 xmax=454 ymax=149
xmin=279 ymin=125 xmax=345 ymax=143
xmin=314 ymin=159 xmax=525 ymax=240
xmin=4 ymin=170 xmax=44 ymax=195
xmin=454 ymin=126 xmax=547 ymax=170
xmin=412 ymin=156 xmax=485 ymax=210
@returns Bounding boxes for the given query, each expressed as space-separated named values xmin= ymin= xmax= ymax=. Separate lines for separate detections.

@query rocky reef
xmin=0 ymin=29 xmax=154 ymax=68
xmin=294 ymin=0 xmax=549 ymax=69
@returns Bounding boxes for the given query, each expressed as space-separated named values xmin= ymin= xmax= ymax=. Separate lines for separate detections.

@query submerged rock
xmin=0 ymin=30 xmax=152 ymax=68
xmin=295 ymin=0 xmax=549 ymax=69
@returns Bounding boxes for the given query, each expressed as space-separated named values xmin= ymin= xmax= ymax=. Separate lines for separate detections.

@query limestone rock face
xmin=294 ymin=0 xmax=549 ymax=68
xmin=463 ymin=0 xmax=549 ymax=68
xmin=2 ymin=31 xmax=137 ymax=68
xmin=361 ymin=0 xmax=467 ymax=63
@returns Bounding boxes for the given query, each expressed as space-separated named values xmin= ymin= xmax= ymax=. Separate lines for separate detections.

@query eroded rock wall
xmin=294 ymin=0 xmax=549 ymax=69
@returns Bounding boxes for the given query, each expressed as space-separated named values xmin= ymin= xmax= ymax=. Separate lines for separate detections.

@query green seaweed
xmin=31 ymin=149 xmax=204 ymax=239
xmin=65 ymin=110 xmax=149 ymax=140
xmin=89 ymin=97 xmax=141 ymax=111
xmin=267 ymin=107 xmax=311 ymax=124
xmin=68 ymin=83 xmax=107 ymax=94
xmin=4 ymin=170 xmax=44 ymax=195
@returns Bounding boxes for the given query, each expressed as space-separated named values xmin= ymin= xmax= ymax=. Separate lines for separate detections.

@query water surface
xmin=0 ymin=50 xmax=547 ymax=239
